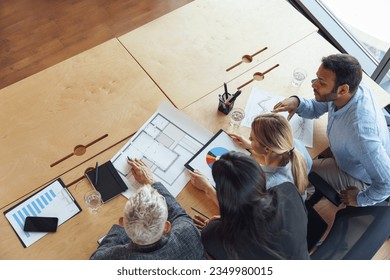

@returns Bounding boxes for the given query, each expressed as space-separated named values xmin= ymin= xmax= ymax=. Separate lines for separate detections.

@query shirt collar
xmin=127 ymin=235 xmax=169 ymax=253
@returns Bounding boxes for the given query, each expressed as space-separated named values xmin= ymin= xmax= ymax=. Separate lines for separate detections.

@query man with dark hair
xmin=273 ymin=54 xmax=390 ymax=207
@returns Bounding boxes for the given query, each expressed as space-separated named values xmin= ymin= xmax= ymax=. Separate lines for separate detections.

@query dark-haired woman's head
xmin=212 ymin=151 xmax=267 ymax=217
xmin=211 ymin=152 xmax=280 ymax=258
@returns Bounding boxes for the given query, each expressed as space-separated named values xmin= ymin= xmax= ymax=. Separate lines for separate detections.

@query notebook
xmin=85 ymin=160 xmax=128 ymax=203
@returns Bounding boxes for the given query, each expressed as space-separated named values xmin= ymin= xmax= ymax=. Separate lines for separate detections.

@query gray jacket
xmin=90 ymin=182 xmax=206 ymax=260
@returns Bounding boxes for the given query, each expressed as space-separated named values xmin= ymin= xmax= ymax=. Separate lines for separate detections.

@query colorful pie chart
xmin=206 ymin=147 xmax=229 ymax=168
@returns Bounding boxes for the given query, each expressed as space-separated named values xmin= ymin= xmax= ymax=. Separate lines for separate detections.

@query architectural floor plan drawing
xmin=242 ymin=87 xmax=314 ymax=147
xmin=111 ymin=101 xmax=213 ymax=198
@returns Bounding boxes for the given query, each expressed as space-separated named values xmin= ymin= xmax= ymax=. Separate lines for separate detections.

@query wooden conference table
xmin=0 ymin=39 xmax=166 ymax=211
xmin=1 ymin=1 xmax=389 ymax=259
xmin=118 ymin=0 xmax=319 ymax=109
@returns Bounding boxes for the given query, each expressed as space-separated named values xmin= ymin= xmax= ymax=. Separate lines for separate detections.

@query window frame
xmin=293 ymin=0 xmax=383 ymax=77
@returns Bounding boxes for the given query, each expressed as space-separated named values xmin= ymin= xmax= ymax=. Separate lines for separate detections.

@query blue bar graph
xmin=13 ymin=190 xmax=57 ymax=238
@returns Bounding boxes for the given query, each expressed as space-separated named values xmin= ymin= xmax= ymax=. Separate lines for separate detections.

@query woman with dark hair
xmin=190 ymin=151 xmax=309 ymax=260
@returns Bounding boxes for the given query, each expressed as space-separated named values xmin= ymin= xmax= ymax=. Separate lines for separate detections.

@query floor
xmin=0 ymin=0 xmax=193 ymax=90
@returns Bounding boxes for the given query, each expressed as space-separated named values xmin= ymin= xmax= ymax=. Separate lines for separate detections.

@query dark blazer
xmin=201 ymin=182 xmax=310 ymax=259
xmin=90 ymin=182 xmax=206 ymax=260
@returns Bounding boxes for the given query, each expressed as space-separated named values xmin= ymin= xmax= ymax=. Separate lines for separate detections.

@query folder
xmin=85 ymin=160 xmax=128 ymax=203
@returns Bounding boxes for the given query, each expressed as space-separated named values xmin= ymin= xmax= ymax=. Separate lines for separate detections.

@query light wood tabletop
xmin=1 ymin=3 xmax=389 ymax=260
xmin=118 ymin=0 xmax=318 ymax=109
xmin=0 ymin=139 xmax=218 ymax=259
xmin=0 ymin=39 xmax=166 ymax=210
xmin=183 ymin=32 xmax=390 ymax=159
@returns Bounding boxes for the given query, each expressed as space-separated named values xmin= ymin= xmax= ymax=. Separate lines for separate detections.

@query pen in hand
xmin=190 ymin=207 xmax=209 ymax=219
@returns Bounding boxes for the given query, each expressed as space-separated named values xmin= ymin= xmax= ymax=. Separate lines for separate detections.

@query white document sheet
xmin=242 ymin=87 xmax=314 ymax=148
xmin=111 ymin=101 xmax=213 ymax=198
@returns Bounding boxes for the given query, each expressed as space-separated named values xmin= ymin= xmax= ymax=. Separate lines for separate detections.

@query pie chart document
xmin=185 ymin=129 xmax=251 ymax=187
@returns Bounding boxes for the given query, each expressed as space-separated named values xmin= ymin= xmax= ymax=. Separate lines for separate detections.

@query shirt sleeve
xmin=89 ymin=224 xmax=130 ymax=259
xmin=354 ymin=126 xmax=390 ymax=206
xmin=151 ymin=182 xmax=192 ymax=222
xmin=296 ymin=97 xmax=329 ymax=119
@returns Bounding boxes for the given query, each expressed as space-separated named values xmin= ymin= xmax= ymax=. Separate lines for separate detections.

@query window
xmin=292 ymin=0 xmax=390 ymax=93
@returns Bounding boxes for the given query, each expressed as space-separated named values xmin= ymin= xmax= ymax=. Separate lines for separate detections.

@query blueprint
xmin=242 ymin=87 xmax=314 ymax=148
xmin=111 ymin=101 xmax=213 ymax=198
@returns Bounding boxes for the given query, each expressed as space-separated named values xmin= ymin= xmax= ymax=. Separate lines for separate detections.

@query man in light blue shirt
xmin=273 ymin=54 xmax=390 ymax=206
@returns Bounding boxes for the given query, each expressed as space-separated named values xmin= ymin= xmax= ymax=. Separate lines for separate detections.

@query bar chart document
xmin=4 ymin=179 xmax=81 ymax=248
xmin=111 ymin=101 xmax=213 ymax=198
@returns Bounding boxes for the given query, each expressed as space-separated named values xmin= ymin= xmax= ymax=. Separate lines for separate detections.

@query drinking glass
xmin=229 ymin=107 xmax=245 ymax=130
xmin=84 ymin=190 xmax=102 ymax=212
xmin=291 ymin=67 xmax=307 ymax=87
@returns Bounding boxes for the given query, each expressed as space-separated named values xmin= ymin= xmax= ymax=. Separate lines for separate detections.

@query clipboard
xmin=3 ymin=178 xmax=81 ymax=248
xmin=85 ymin=160 xmax=128 ymax=203
xmin=185 ymin=129 xmax=251 ymax=187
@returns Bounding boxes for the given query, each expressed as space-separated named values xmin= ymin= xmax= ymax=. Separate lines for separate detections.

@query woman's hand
xmin=188 ymin=169 xmax=214 ymax=194
xmin=229 ymin=133 xmax=251 ymax=149
xmin=192 ymin=215 xmax=221 ymax=230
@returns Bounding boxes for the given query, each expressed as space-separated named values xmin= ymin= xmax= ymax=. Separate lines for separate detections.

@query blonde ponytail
xmin=289 ymin=149 xmax=309 ymax=194
xmin=251 ymin=113 xmax=309 ymax=194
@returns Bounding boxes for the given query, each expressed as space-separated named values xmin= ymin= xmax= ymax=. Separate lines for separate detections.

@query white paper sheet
xmin=111 ymin=101 xmax=213 ymax=198
xmin=242 ymin=87 xmax=314 ymax=148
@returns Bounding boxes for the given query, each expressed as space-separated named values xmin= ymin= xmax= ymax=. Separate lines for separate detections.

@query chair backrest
xmin=305 ymin=201 xmax=328 ymax=252
xmin=308 ymin=172 xmax=341 ymax=207
xmin=311 ymin=206 xmax=390 ymax=260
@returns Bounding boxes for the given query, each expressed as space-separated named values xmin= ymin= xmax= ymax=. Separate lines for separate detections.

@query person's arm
xmin=273 ymin=96 xmax=328 ymax=120
xmin=229 ymin=133 xmax=252 ymax=150
xmin=188 ymin=170 xmax=218 ymax=206
xmin=89 ymin=224 xmax=130 ymax=259
xmin=295 ymin=96 xmax=329 ymax=119
xmin=128 ymin=158 xmax=191 ymax=222
xmin=354 ymin=131 xmax=390 ymax=206
xmin=152 ymin=182 xmax=190 ymax=222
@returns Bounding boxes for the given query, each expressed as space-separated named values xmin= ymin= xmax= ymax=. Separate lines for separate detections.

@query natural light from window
xmin=320 ymin=0 xmax=389 ymax=63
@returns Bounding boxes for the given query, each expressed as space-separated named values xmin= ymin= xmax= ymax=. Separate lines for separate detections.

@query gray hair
xmin=123 ymin=185 xmax=168 ymax=245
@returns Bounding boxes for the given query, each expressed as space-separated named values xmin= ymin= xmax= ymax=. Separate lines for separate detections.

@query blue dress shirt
xmin=296 ymin=82 xmax=390 ymax=206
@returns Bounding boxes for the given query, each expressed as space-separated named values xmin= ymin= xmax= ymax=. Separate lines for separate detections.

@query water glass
xmin=229 ymin=107 xmax=245 ymax=129
xmin=291 ymin=67 xmax=307 ymax=87
xmin=84 ymin=190 xmax=102 ymax=212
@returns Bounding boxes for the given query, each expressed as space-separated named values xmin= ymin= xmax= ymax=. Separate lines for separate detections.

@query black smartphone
xmin=23 ymin=216 xmax=59 ymax=232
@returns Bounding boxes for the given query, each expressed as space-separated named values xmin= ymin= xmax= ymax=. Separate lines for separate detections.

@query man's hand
xmin=128 ymin=158 xmax=155 ymax=185
xmin=340 ymin=187 xmax=359 ymax=206
xmin=273 ymin=96 xmax=300 ymax=120
xmin=229 ymin=133 xmax=251 ymax=150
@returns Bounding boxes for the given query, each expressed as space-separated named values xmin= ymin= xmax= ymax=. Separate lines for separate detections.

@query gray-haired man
xmin=90 ymin=159 xmax=205 ymax=260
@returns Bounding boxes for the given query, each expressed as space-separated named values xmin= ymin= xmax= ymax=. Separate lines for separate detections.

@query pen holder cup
xmin=218 ymin=93 xmax=235 ymax=115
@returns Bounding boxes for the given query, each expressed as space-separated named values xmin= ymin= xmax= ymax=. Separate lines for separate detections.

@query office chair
xmin=305 ymin=200 xmax=328 ymax=252
xmin=307 ymin=171 xmax=341 ymax=207
xmin=307 ymin=171 xmax=389 ymax=207
xmin=311 ymin=206 xmax=390 ymax=259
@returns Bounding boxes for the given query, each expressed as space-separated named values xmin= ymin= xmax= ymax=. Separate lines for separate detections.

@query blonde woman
xmin=231 ymin=113 xmax=312 ymax=200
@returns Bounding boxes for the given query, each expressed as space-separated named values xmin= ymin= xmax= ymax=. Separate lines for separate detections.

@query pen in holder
xmin=218 ymin=92 xmax=235 ymax=115
xmin=218 ymin=83 xmax=235 ymax=115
